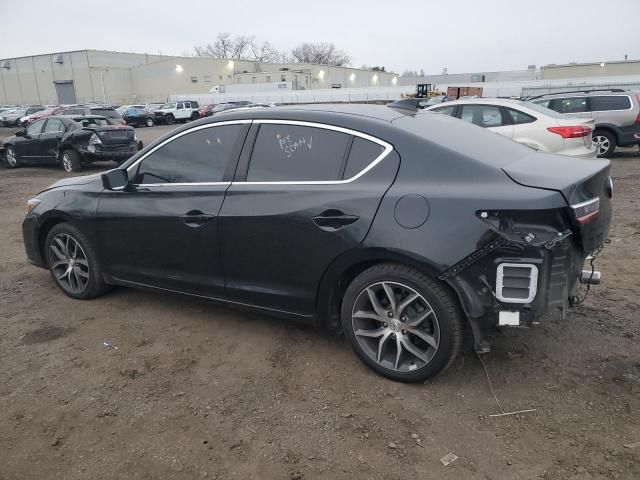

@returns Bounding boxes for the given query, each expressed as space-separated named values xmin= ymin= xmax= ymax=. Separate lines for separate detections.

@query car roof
xmin=426 ymin=98 xmax=532 ymax=109
xmin=216 ymin=104 xmax=407 ymax=123
xmin=50 ymin=115 xmax=107 ymax=121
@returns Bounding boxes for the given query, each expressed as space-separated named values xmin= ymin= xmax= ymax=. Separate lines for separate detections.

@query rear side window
xmin=506 ymin=108 xmax=536 ymax=125
xmin=589 ymin=95 xmax=631 ymax=111
xmin=343 ymin=137 xmax=385 ymax=179
xmin=430 ymin=106 xmax=455 ymax=116
xmin=43 ymin=118 xmax=65 ymax=133
xmin=247 ymin=124 xmax=350 ymax=181
xmin=136 ymin=124 xmax=244 ymax=184
xmin=551 ymin=97 xmax=588 ymax=113
xmin=460 ymin=105 xmax=506 ymax=128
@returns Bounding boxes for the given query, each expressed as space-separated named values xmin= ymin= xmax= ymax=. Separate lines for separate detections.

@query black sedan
xmin=2 ymin=115 xmax=140 ymax=172
xmin=21 ymin=105 xmax=612 ymax=382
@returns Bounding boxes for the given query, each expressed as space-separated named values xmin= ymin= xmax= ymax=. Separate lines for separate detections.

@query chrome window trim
xmin=232 ymin=119 xmax=394 ymax=186
xmin=496 ymin=263 xmax=538 ymax=304
xmin=125 ymin=120 xmax=252 ymax=185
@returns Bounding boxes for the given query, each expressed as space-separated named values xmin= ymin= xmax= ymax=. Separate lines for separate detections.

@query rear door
xmin=96 ymin=121 xmax=250 ymax=296
xmin=218 ymin=120 xmax=400 ymax=315
xmin=548 ymin=97 xmax=592 ymax=120
xmin=457 ymin=104 xmax=514 ymax=139
xmin=39 ymin=118 xmax=67 ymax=161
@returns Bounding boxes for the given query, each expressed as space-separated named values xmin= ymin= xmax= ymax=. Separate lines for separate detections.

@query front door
xmin=95 ymin=121 xmax=250 ymax=296
xmin=14 ymin=119 xmax=46 ymax=160
xmin=219 ymin=121 xmax=400 ymax=315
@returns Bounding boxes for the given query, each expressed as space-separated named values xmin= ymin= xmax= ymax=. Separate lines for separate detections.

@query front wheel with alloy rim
xmin=145 ymin=117 xmax=154 ymax=127
xmin=4 ymin=146 xmax=19 ymax=168
xmin=592 ymin=130 xmax=616 ymax=158
xmin=45 ymin=223 xmax=110 ymax=300
xmin=61 ymin=149 xmax=82 ymax=173
xmin=341 ymin=263 xmax=464 ymax=382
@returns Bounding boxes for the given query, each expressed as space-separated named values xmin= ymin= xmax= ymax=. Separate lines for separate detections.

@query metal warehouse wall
xmin=541 ymin=60 xmax=640 ymax=80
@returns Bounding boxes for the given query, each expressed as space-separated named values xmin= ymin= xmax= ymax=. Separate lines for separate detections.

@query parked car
xmin=0 ymin=106 xmax=45 ymax=126
xmin=144 ymin=103 xmax=165 ymax=113
xmin=122 ymin=107 xmax=156 ymax=127
xmin=20 ymin=105 xmax=612 ymax=382
xmin=18 ymin=106 xmax=66 ymax=127
xmin=116 ymin=104 xmax=146 ymax=116
xmin=529 ymin=89 xmax=640 ymax=157
xmin=2 ymin=115 xmax=140 ymax=172
xmin=199 ymin=104 xmax=216 ymax=118
xmin=59 ymin=106 xmax=125 ymax=125
xmin=426 ymin=98 xmax=596 ymax=157
xmin=153 ymin=100 xmax=200 ymax=124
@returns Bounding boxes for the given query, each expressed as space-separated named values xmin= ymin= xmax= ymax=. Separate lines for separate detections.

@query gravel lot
xmin=0 ymin=125 xmax=639 ymax=480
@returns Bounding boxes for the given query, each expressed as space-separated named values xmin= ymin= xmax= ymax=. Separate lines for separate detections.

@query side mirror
xmin=102 ymin=168 xmax=129 ymax=190
xmin=15 ymin=130 xmax=24 ymax=137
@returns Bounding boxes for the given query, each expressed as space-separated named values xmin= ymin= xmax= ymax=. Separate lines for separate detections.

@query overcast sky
xmin=0 ymin=0 xmax=638 ymax=74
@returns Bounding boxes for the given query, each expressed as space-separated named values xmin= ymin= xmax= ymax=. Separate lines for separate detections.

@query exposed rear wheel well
xmin=593 ymin=125 xmax=620 ymax=143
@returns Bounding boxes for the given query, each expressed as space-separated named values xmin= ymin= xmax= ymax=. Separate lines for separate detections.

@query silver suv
xmin=530 ymin=89 xmax=640 ymax=157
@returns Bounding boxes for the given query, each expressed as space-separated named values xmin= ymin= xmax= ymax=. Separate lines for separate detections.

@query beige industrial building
xmin=540 ymin=59 xmax=640 ymax=79
xmin=0 ymin=49 xmax=398 ymax=105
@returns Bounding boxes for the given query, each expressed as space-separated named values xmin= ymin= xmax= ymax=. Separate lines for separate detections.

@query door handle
xmin=180 ymin=210 xmax=215 ymax=227
xmin=312 ymin=209 xmax=359 ymax=231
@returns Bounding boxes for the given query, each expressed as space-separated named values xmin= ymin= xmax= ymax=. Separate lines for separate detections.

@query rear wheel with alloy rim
xmin=61 ymin=149 xmax=82 ymax=173
xmin=341 ymin=263 xmax=464 ymax=382
xmin=45 ymin=223 xmax=110 ymax=299
xmin=592 ymin=130 xmax=616 ymax=158
xmin=4 ymin=146 xmax=19 ymax=168
xmin=145 ymin=117 xmax=154 ymax=127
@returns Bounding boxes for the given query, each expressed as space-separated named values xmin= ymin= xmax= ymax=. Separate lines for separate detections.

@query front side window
xmin=506 ymin=108 xmax=536 ymax=125
xmin=589 ymin=95 xmax=631 ymax=111
xmin=247 ymin=124 xmax=350 ymax=182
xmin=343 ymin=137 xmax=385 ymax=179
xmin=136 ymin=124 xmax=244 ymax=184
xmin=43 ymin=118 xmax=65 ymax=133
xmin=460 ymin=105 xmax=506 ymax=128
xmin=26 ymin=119 xmax=46 ymax=136
xmin=552 ymin=97 xmax=588 ymax=113
xmin=177 ymin=103 xmax=184 ymax=110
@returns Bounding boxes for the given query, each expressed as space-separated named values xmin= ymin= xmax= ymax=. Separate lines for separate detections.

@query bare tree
xmin=250 ymin=39 xmax=288 ymax=63
xmin=290 ymin=42 xmax=351 ymax=66
xmin=194 ymin=33 xmax=251 ymax=59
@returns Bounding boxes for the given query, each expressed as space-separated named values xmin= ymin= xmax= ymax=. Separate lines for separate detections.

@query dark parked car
xmin=122 ymin=107 xmax=156 ymax=127
xmin=59 ymin=106 xmax=125 ymax=125
xmin=21 ymin=105 xmax=612 ymax=382
xmin=3 ymin=115 xmax=140 ymax=172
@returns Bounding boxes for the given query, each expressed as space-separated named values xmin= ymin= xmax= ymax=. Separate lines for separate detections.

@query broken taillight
xmin=547 ymin=126 xmax=592 ymax=138
xmin=572 ymin=197 xmax=600 ymax=225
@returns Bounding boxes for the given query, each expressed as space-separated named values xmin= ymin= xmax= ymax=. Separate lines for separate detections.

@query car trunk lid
xmin=88 ymin=126 xmax=134 ymax=145
xmin=503 ymin=154 xmax=612 ymax=253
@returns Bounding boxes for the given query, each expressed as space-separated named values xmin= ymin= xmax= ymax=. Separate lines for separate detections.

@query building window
xmin=227 ymin=74 xmax=232 ymax=79
xmin=204 ymin=75 xmax=211 ymax=83
xmin=190 ymin=76 xmax=198 ymax=83
xmin=266 ymin=75 xmax=271 ymax=83
xmin=219 ymin=74 xmax=223 ymax=80
xmin=281 ymin=74 xmax=286 ymax=82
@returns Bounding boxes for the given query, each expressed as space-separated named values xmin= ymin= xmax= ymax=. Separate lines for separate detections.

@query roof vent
xmin=1 ymin=61 xmax=10 ymax=69
xmin=54 ymin=55 xmax=64 ymax=64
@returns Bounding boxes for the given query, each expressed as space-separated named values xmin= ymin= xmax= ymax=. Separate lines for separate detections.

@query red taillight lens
xmin=572 ymin=197 xmax=600 ymax=225
xmin=547 ymin=126 xmax=592 ymax=138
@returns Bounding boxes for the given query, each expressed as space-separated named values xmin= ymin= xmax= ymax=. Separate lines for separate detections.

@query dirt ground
xmin=0 ymin=125 xmax=639 ymax=480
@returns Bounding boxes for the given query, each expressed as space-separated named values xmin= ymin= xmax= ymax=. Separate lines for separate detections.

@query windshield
xmin=161 ymin=103 xmax=176 ymax=109
xmin=73 ymin=117 xmax=110 ymax=127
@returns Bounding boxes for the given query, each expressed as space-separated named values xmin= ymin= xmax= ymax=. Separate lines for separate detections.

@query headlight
xmin=27 ymin=198 xmax=41 ymax=214
xmin=88 ymin=133 xmax=102 ymax=145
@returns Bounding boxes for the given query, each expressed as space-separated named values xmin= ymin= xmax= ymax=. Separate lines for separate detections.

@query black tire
xmin=145 ymin=117 xmax=154 ymax=127
xmin=592 ymin=130 xmax=616 ymax=158
xmin=190 ymin=111 xmax=199 ymax=121
xmin=341 ymin=263 xmax=464 ymax=383
xmin=4 ymin=146 xmax=20 ymax=168
xmin=45 ymin=223 xmax=111 ymax=300
xmin=61 ymin=149 xmax=82 ymax=173
xmin=166 ymin=114 xmax=176 ymax=125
